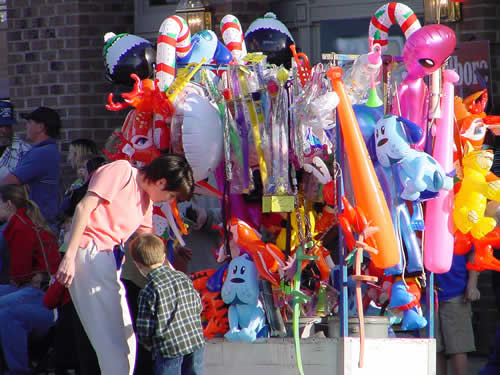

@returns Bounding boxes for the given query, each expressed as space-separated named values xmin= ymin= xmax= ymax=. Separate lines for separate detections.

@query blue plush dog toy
xmin=374 ymin=115 xmax=453 ymax=201
xmin=221 ymin=254 xmax=269 ymax=342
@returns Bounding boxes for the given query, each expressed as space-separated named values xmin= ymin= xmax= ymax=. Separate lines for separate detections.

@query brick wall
xmin=448 ymin=0 xmax=500 ymax=113
xmin=6 ymin=0 xmax=134 ymax=187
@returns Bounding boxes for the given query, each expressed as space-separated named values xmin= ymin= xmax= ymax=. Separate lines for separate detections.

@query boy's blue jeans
xmin=0 ymin=284 xmax=57 ymax=374
xmin=154 ymin=345 xmax=204 ymax=375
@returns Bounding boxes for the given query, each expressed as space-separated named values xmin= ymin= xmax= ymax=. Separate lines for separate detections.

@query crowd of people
xmin=0 ymin=100 xmax=207 ymax=375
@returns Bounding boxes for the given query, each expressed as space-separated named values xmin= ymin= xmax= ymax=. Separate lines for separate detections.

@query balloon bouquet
xmin=330 ymin=2 xmax=452 ymax=331
xmin=354 ymin=0 xmax=500 ymax=339
xmin=98 ymin=2 xmax=500 ymax=372
xmin=100 ymin=12 xmax=321 ymax=344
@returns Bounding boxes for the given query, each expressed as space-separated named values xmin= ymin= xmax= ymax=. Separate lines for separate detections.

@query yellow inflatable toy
xmin=275 ymin=207 xmax=316 ymax=252
xmin=453 ymin=145 xmax=500 ymax=239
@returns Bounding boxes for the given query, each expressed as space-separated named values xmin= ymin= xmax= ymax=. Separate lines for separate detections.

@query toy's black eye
xmin=232 ymin=266 xmax=238 ymax=274
xmin=240 ymin=266 xmax=246 ymax=275
xmin=376 ymin=129 xmax=379 ymax=137
xmin=381 ymin=126 xmax=385 ymax=135
xmin=418 ymin=58 xmax=435 ymax=68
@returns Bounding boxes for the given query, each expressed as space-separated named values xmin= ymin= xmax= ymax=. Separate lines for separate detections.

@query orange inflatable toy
xmin=300 ymin=243 xmax=332 ymax=282
xmin=105 ymin=74 xmax=174 ymax=164
xmin=454 ymin=227 xmax=500 ymax=272
xmin=190 ymin=269 xmax=229 ymax=339
xmin=337 ymin=196 xmax=377 ymax=254
xmin=327 ymin=67 xmax=399 ymax=269
xmin=454 ymin=91 xmax=487 ymax=150
xmin=229 ymin=217 xmax=286 ymax=286
xmin=290 ymin=44 xmax=312 ymax=87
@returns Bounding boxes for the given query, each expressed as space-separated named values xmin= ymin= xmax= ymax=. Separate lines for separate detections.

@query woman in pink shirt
xmin=55 ymin=154 xmax=194 ymax=375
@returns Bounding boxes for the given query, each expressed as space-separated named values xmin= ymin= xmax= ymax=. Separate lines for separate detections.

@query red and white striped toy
xmin=220 ymin=14 xmax=247 ymax=64
xmin=156 ymin=15 xmax=192 ymax=91
xmin=369 ymin=2 xmax=421 ymax=53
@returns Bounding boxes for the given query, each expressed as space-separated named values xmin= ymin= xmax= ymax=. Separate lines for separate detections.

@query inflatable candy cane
xmin=220 ymin=14 xmax=247 ymax=64
xmin=156 ymin=15 xmax=192 ymax=91
xmin=369 ymin=2 xmax=421 ymax=53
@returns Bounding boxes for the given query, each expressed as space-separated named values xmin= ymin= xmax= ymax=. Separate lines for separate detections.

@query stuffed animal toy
xmin=221 ymin=254 xmax=269 ymax=342
xmin=190 ymin=269 xmax=229 ymax=339
xmin=374 ymin=114 xmax=453 ymax=201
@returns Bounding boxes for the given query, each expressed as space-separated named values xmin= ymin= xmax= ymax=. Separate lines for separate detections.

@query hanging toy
xmin=423 ymin=69 xmax=459 ymax=274
xmin=327 ymin=66 xmax=399 ymax=269
xmin=221 ymin=255 xmax=269 ymax=342
xmin=105 ymin=74 xmax=174 ymax=163
xmin=303 ymin=157 xmax=337 ymax=235
xmin=396 ymin=24 xmax=456 ymax=151
xmin=190 ymin=269 xmax=229 ymax=339
xmin=368 ymin=2 xmax=421 ymax=53
xmin=374 ymin=115 xmax=453 ymax=202
xmin=156 ymin=15 xmax=192 ymax=91
xmin=177 ymin=30 xmax=233 ymax=66
xmin=220 ymin=14 xmax=248 ymax=64
xmin=290 ymin=44 xmax=311 ymax=87
xmin=453 ymin=146 xmax=500 ymax=239
xmin=103 ymin=32 xmax=155 ymax=87
xmin=245 ymin=12 xmax=295 ymax=68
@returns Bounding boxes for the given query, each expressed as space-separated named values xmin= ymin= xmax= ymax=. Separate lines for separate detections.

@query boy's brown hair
xmin=130 ymin=234 xmax=166 ymax=266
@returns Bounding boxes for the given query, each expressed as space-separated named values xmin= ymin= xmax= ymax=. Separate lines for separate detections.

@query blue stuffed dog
xmin=221 ymin=254 xmax=269 ymax=342
xmin=374 ymin=115 xmax=453 ymax=201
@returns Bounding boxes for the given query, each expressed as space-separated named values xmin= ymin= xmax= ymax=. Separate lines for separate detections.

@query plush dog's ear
xmin=396 ymin=116 xmax=423 ymax=144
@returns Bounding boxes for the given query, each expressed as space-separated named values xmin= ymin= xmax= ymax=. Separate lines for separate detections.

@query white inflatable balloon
xmin=177 ymin=93 xmax=223 ymax=181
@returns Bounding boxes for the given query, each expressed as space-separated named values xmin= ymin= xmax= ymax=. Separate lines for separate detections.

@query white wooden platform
xmin=205 ymin=337 xmax=436 ymax=375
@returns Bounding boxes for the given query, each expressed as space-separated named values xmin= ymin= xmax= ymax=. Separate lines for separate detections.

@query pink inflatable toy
xmin=424 ymin=69 xmax=460 ymax=273
xmin=394 ymin=24 xmax=456 ymax=151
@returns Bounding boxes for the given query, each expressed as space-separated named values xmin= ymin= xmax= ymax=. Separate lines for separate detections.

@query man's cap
xmin=0 ymin=100 xmax=16 ymax=126
xmin=21 ymin=106 xmax=61 ymax=129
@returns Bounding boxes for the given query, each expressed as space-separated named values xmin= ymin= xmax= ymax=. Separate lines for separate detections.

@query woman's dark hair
xmin=140 ymin=154 xmax=194 ymax=202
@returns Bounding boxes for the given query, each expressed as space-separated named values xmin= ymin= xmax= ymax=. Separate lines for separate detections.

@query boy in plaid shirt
xmin=130 ymin=233 xmax=205 ymax=375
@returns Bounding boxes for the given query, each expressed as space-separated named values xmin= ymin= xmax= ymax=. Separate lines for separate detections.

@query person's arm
xmin=0 ymin=173 xmax=22 ymax=185
xmin=5 ymin=149 xmax=40 ymax=185
xmin=55 ymin=192 xmax=102 ymax=287
xmin=465 ymin=251 xmax=481 ymax=302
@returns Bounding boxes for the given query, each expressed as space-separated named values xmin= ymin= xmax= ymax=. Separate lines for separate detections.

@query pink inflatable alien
xmin=394 ymin=24 xmax=456 ymax=150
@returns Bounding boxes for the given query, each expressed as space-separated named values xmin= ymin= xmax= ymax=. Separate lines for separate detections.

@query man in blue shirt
xmin=0 ymin=107 xmax=61 ymax=232
xmin=435 ymin=253 xmax=480 ymax=375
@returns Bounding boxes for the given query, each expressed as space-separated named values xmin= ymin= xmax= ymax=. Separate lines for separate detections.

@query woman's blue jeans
xmin=0 ymin=284 xmax=57 ymax=374
xmin=154 ymin=345 xmax=204 ymax=375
